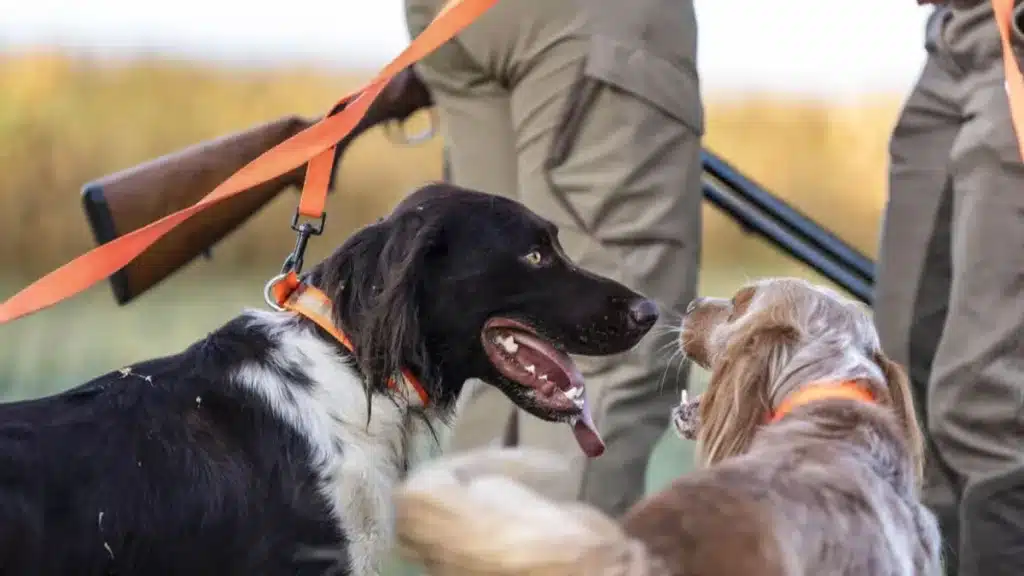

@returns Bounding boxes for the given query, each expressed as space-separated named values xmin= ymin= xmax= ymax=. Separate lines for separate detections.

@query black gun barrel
xmin=701 ymin=150 xmax=876 ymax=287
xmin=702 ymin=178 xmax=874 ymax=305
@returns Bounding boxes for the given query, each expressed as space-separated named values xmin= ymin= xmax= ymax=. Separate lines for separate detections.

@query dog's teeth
xmin=524 ymin=364 xmax=536 ymax=375
xmin=497 ymin=335 xmax=519 ymax=354
xmin=680 ymin=389 xmax=689 ymax=404
xmin=562 ymin=387 xmax=584 ymax=408
xmin=538 ymin=374 xmax=549 ymax=382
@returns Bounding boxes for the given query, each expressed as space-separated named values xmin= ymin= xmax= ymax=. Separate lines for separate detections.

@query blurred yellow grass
xmin=0 ymin=52 xmax=904 ymax=279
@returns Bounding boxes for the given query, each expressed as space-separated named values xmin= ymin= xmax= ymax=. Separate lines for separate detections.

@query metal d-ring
xmin=385 ymin=108 xmax=440 ymax=147
xmin=263 ymin=273 xmax=288 ymax=312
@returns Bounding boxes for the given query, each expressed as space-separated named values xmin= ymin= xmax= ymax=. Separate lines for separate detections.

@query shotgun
xmin=81 ymin=67 xmax=434 ymax=305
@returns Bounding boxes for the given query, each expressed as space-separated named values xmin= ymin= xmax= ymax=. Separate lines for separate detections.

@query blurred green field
xmin=0 ymin=51 xmax=900 ymax=573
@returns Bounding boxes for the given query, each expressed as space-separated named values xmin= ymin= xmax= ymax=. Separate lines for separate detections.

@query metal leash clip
xmin=264 ymin=210 xmax=327 ymax=311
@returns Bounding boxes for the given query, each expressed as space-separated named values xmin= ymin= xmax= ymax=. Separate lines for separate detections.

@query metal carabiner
xmin=282 ymin=211 xmax=327 ymax=274
xmin=265 ymin=210 xmax=327 ymax=311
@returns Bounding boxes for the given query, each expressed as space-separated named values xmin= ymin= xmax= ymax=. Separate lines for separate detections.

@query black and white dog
xmin=0 ymin=184 xmax=659 ymax=575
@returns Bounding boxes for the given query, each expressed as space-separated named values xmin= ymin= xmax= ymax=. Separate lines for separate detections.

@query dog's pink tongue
xmin=572 ymin=395 xmax=605 ymax=457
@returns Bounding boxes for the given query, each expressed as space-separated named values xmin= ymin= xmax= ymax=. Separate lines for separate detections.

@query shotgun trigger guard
xmin=384 ymin=108 xmax=439 ymax=146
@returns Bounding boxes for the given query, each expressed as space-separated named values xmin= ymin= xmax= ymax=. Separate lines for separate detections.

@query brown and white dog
xmin=394 ymin=278 xmax=944 ymax=576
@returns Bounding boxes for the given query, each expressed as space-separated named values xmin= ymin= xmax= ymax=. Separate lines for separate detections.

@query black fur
xmin=310 ymin=184 xmax=656 ymax=419
xmin=0 ymin=184 xmax=656 ymax=575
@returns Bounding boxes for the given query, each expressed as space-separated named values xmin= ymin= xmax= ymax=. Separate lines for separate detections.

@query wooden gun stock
xmin=82 ymin=116 xmax=315 ymax=304
xmin=81 ymin=67 xmax=435 ymax=305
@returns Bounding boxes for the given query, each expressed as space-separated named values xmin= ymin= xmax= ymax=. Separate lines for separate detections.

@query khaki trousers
xmin=404 ymin=0 xmax=703 ymax=516
xmin=875 ymin=4 xmax=1024 ymax=575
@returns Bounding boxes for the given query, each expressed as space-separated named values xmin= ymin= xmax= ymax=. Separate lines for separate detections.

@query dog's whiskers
xmin=650 ymin=299 xmax=684 ymax=322
xmin=654 ymin=337 xmax=681 ymax=356
xmin=673 ymin=351 xmax=690 ymax=384
xmin=657 ymin=346 xmax=691 ymax=393
xmin=656 ymin=343 xmax=676 ymax=374
xmin=650 ymin=326 xmax=685 ymax=353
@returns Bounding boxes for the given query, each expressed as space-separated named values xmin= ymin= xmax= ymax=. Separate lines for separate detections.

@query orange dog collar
xmin=769 ymin=381 xmax=874 ymax=424
xmin=267 ymin=271 xmax=430 ymax=407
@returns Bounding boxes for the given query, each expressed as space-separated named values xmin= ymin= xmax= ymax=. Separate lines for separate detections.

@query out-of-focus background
xmin=1 ymin=0 xmax=932 ymax=570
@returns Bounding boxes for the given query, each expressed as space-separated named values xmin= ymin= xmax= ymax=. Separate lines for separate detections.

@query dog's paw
xmin=671 ymin=390 xmax=701 ymax=441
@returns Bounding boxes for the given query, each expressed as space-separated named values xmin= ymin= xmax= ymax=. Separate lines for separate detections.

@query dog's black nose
xmin=627 ymin=298 xmax=659 ymax=330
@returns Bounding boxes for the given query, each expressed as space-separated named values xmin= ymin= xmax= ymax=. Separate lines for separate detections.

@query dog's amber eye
xmin=523 ymin=250 xmax=543 ymax=266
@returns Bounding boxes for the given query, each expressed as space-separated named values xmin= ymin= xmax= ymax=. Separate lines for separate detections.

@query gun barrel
xmin=700 ymin=150 xmax=876 ymax=305
xmin=701 ymin=150 xmax=876 ymax=285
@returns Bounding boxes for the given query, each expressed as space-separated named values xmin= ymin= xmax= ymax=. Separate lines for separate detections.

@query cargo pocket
xmin=544 ymin=33 xmax=704 ymax=222
xmin=585 ymin=34 xmax=703 ymax=135
xmin=546 ymin=34 xmax=703 ymax=172
xmin=543 ymin=34 xmax=703 ymax=236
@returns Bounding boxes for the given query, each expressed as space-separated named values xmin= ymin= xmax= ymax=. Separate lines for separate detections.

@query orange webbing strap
xmin=272 ymin=273 xmax=430 ymax=406
xmin=769 ymin=381 xmax=875 ymax=424
xmin=293 ymin=0 xmax=473 ymax=220
xmin=994 ymin=0 xmax=1024 ymax=159
xmin=298 ymin=144 xmax=339 ymax=219
xmin=271 ymin=272 xmax=354 ymax=350
xmin=0 ymin=0 xmax=496 ymax=325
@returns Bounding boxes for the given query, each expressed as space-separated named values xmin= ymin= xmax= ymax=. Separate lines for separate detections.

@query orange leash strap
xmin=994 ymin=0 xmax=1024 ymax=159
xmin=0 ymin=0 xmax=496 ymax=324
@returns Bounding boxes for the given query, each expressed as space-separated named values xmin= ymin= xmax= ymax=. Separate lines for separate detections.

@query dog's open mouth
xmin=481 ymin=318 xmax=605 ymax=458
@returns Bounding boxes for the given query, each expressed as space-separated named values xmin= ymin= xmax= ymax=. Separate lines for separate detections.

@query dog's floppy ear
xmin=357 ymin=210 xmax=437 ymax=400
xmin=873 ymin=351 xmax=925 ymax=489
xmin=697 ymin=321 xmax=801 ymax=467
xmin=319 ymin=209 xmax=438 ymax=403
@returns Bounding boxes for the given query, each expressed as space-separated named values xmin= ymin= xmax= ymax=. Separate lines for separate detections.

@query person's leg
xmin=403 ymin=6 xmax=518 ymax=199
xmin=873 ymin=47 xmax=964 ymax=573
xmin=404 ymin=0 xmax=521 ymax=451
xmin=936 ymin=63 xmax=1024 ymax=576
xmin=441 ymin=0 xmax=703 ymax=514
xmin=930 ymin=6 xmax=1024 ymax=574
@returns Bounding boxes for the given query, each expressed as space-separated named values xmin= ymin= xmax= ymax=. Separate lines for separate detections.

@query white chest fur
xmin=234 ymin=311 xmax=426 ymax=575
